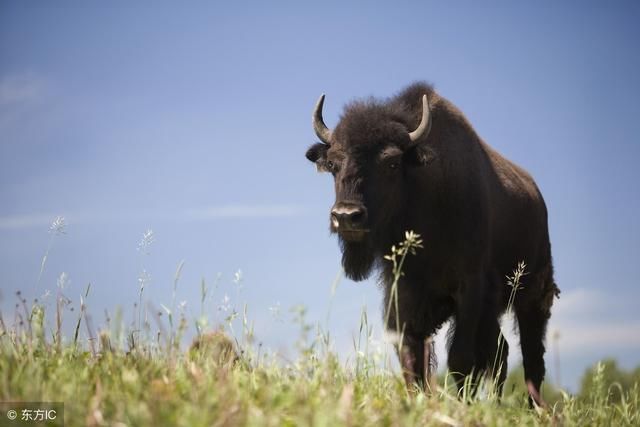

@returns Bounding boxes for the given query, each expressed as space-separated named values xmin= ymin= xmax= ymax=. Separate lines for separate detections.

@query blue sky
xmin=1 ymin=2 xmax=639 ymax=391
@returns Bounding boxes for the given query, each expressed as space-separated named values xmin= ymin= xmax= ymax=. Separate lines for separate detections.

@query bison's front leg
xmin=384 ymin=279 xmax=436 ymax=393
xmin=397 ymin=333 xmax=426 ymax=392
xmin=448 ymin=275 xmax=485 ymax=393
xmin=424 ymin=336 xmax=436 ymax=392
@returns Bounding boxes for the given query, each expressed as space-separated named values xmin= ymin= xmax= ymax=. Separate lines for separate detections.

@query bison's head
xmin=306 ymin=93 xmax=433 ymax=281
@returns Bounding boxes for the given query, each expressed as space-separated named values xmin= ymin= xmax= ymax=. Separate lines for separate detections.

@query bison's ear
xmin=306 ymin=143 xmax=329 ymax=172
xmin=405 ymin=144 xmax=437 ymax=167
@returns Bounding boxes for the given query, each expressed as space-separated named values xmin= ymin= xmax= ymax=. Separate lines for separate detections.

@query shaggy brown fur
xmin=306 ymin=82 xmax=560 ymax=405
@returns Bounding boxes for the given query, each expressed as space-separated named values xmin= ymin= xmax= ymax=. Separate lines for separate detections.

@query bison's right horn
xmin=312 ymin=94 xmax=332 ymax=145
xmin=408 ymin=95 xmax=431 ymax=144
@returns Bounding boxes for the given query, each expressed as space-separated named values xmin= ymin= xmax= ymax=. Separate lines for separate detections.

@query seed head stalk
xmin=490 ymin=261 xmax=527 ymax=398
xmin=383 ymin=231 xmax=424 ymax=351
xmin=36 ymin=216 xmax=66 ymax=294
xmin=136 ymin=229 xmax=154 ymax=347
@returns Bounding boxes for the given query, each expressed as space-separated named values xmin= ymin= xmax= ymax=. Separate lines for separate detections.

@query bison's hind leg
xmin=491 ymin=331 xmax=509 ymax=398
xmin=516 ymin=306 xmax=549 ymax=407
xmin=515 ymin=263 xmax=558 ymax=408
xmin=474 ymin=312 xmax=509 ymax=399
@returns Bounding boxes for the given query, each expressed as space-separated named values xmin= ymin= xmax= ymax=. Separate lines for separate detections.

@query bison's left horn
xmin=408 ymin=95 xmax=431 ymax=144
xmin=313 ymin=94 xmax=332 ymax=145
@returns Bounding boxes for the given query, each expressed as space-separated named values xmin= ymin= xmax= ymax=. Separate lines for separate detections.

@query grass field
xmin=1 ymin=324 xmax=639 ymax=426
xmin=1 ymin=226 xmax=638 ymax=426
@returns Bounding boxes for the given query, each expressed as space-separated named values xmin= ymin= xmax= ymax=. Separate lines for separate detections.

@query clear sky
xmin=1 ymin=1 xmax=639 ymax=392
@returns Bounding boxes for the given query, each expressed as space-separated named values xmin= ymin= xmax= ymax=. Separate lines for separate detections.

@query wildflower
xmin=57 ymin=272 xmax=69 ymax=290
xmin=219 ymin=294 xmax=231 ymax=312
xmin=506 ymin=261 xmax=527 ymax=291
xmin=49 ymin=216 xmax=66 ymax=235
xmin=233 ymin=269 xmax=243 ymax=290
xmin=137 ymin=229 xmax=155 ymax=254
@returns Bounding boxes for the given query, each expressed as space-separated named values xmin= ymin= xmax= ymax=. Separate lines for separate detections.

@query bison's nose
xmin=331 ymin=204 xmax=368 ymax=230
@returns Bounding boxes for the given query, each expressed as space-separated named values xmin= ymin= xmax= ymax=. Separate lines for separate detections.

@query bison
xmin=305 ymin=82 xmax=559 ymax=405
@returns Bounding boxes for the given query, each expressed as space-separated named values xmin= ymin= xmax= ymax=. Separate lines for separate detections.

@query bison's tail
xmin=541 ymin=263 xmax=560 ymax=314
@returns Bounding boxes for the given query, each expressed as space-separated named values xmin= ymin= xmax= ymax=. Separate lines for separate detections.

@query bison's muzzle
xmin=331 ymin=202 xmax=368 ymax=241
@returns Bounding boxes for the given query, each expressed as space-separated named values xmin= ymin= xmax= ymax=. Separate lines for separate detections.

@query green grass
xmin=2 ymin=224 xmax=638 ymax=426
xmin=2 ymin=306 xmax=639 ymax=427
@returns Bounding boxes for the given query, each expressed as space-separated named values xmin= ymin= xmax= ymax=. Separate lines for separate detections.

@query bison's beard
xmin=339 ymin=237 xmax=376 ymax=281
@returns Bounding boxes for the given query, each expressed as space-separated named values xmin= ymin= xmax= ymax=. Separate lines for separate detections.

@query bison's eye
xmin=380 ymin=150 xmax=402 ymax=171
xmin=326 ymin=160 xmax=339 ymax=174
